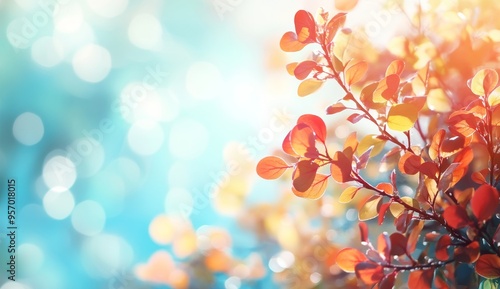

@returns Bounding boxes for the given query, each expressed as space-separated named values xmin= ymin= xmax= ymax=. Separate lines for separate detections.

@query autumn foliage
xmin=258 ymin=3 xmax=500 ymax=289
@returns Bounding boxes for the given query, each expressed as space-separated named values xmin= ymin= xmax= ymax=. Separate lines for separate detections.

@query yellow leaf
xmin=359 ymin=195 xmax=381 ymax=221
xmin=357 ymin=134 xmax=386 ymax=157
xmin=471 ymin=68 xmax=498 ymax=96
xmin=387 ymin=103 xmax=419 ymax=132
xmin=335 ymin=0 xmax=359 ymax=11
xmin=427 ymin=88 xmax=452 ymax=112
xmin=286 ymin=62 xmax=298 ymax=76
xmin=390 ymin=196 xmax=419 ymax=217
xmin=298 ymin=78 xmax=324 ymax=97
xmin=344 ymin=59 xmax=368 ymax=87
xmin=488 ymin=86 xmax=500 ymax=107
xmin=338 ymin=186 xmax=361 ymax=203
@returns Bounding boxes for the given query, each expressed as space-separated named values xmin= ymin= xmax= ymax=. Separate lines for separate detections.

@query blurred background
xmin=0 ymin=0 xmax=459 ymax=288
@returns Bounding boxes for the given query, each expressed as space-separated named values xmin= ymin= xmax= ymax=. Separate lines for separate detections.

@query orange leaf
xmin=290 ymin=123 xmax=318 ymax=158
xmin=454 ymin=241 xmax=480 ymax=263
xmin=280 ymin=31 xmax=307 ymax=52
xmin=412 ymin=63 xmax=429 ymax=96
xmin=398 ymin=152 xmax=422 ymax=175
xmin=373 ymin=74 xmax=400 ymax=103
xmin=408 ymin=269 xmax=434 ymax=289
xmin=475 ymin=254 xmax=500 ymax=279
xmin=294 ymin=10 xmax=317 ymax=43
xmin=360 ymin=82 xmax=386 ymax=110
xmin=325 ymin=13 xmax=347 ymax=44
xmin=298 ymin=78 xmax=324 ymax=96
xmin=336 ymin=248 xmax=368 ymax=273
xmin=292 ymin=160 xmax=319 ymax=192
xmin=294 ymin=60 xmax=317 ymax=80
xmin=335 ymin=0 xmax=359 ymax=11
xmin=377 ymin=232 xmax=391 ymax=260
xmin=355 ymin=262 xmax=384 ymax=285
xmin=435 ymin=235 xmax=451 ymax=261
xmin=386 ymin=60 xmax=405 ymax=76
xmin=344 ymin=59 xmax=368 ymax=87
xmin=292 ymin=173 xmax=329 ymax=199
xmin=330 ymin=151 xmax=353 ymax=183
xmin=471 ymin=184 xmax=500 ymax=223
xmin=429 ymin=129 xmax=445 ymax=161
xmin=407 ymin=220 xmax=424 ymax=254
xmin=297 ymin=114 xmax=327 ymax=143
xmin=282 ymin=131 xmax=299 ymax=157
xmin=256 ymin=156 xmax=290 ymax=180
xmin=326 ymin=102 xmax=348 ymax=115
xmin=442 ymin=205 xmax=470 ymax=229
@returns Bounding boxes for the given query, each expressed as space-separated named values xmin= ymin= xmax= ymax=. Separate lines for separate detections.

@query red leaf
xmin=389 ymin=232 xmax=407 ymax=256
xmin=290 ymin=123 xmax=319 ymax=158
xmin=326 ymin=103 xmax=348 ymax=115
xmin=256 ymin=156 xmax=290 ymax=180
xmin=475 ymin=254 xmax=500 ymax=279
xmin=429 ymin=129 xmax=445 ymax=160
xmin=292 ymin=173 xmax=329 ymax=199
xmin=435 ymin=235 xmax=451 ymax=261
xmin=398 ymin=152 xmax=422 ymax=175
xmin=294 ymin=60 xmax=318 ymax=80
xmin=377 ymin=232 xmax=391 ymax=260
xmin=454 ymin=241 xmax=480 ymax=263
xmin=419 ymin=162 xmax=439 ymax=179
xmin=330 ymin=151 xmax=353 ymax=183
xmin=325 ymin=13 xmax=346 ymax=44
xmin=336 ymin=248 xmax=368 ymax=272
xmin=471 ymin=184 xmax=499 ymax=223
xmin=294 ymin=10 xmax=317 ymax=43
xmin=378 ymin=202 xmax=391 ymax=225
xmin=292 ymin=160 xmax=319 ymax=192
xmin=347 ymin=113 xmax=365 ymax=124
xmin=297 ymin=114 xmax=327 ymax=143
xmin=385 ymin=60 xmax=405 ymax=76
xmin=408 ymin=269 xmax=434 ymax=289
xmin=471 ymin=171 xmax=487 ymax=185
xmin=282 ymin=131 xmax=299 ymax=157
xmin=359 ymin=222 xmax=369 ymax=244
xmin=442 ymin=205 xmax=470 ymax=229
xmin=357 ymin=147 xmax=372 ymax=170
xmin=280 ymin=31 xmax=307 ymax=52
xmin=379 ymin=273 xmax=397 ymax=289
xmin=355 ymin=262 xmax=385 ymax=285
xmin=451 ymin=147 xmax=473 ymax=185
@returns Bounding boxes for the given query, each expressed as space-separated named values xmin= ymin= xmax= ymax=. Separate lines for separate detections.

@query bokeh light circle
xmin=127 ymin=120 xmax=164 ymax=155
xmin=128 ymin=14 xmax=162 ymax=50
xmin=71 ymin=200 xmax=106 ymax=236
xmin=42 ymin=155 xmax=77 ymax=189
xmin=31 ymin=37 xmax=65 ymax=67
xmin=12 ymin=112 xmax=44 ymax=145
xmin=168 ymin=119 xmax=209 ymax=160
xmin=86 ymin=0 xmax=128 ymax=18
xmin=43 ymin=187 xmax=75 ymax=220
xmin=186 ymin=62 xmax=223 ymax=100
xmin=72 ymin=44 xmax=112 ymax=83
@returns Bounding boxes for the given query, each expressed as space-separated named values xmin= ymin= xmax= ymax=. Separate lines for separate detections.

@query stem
xmin=383 ymin=259 xmax=454 ymax=272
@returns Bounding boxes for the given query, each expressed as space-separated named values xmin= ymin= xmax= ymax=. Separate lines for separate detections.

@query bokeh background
xmin=0 ymin=0 xmax=419 ymax=288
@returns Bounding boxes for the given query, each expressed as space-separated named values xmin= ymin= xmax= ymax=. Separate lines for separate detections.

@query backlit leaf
xmin=336 ymin=248 xmax=368 ymax=272
xmin=256 ymin=156 xmax=290 ymax=180
xmin=386 ymin=60 xmax=405 ymax=76
xmin=471 ymin=68 xmax=498 ymax=96
xmin=290 ymin=123 xmax=318 ymax=158
xmin=389 ymin=196 xmax=418 ymax=217
xmin=326 ymin=103 xmax=348 ymax=115
xmin=292 ymin=160 xmax=319 ymax=192
xmin=330 ymin=151 xmax=353 ymax=183
xmin=471 ymin=184 xmax=499 ymax=223
xmin=339 ymin=186 xmax=361 ymax=203
xmin=373 ymin=74 xmax=400 ymax=103
xmin=294 ymin=10 xmax=317 ymax=43
xmin=292 ymin=173 xmax=329 ymax=199
xmin=298 ymin=78 xmax=324 ymax=97
xmin=297 ymin=114 xmax=327 ymax=143
xmin=408 ymin=269 xmax=434 ymax=289
xmin=294 ymin=60 xmax=318 ymax=80
xmin=476 ymin=254 xmax=500 ymax=279
xmin=377 ymin=232 xmax=391 ymax=260
xmin=355 ymin=262 xmax=384 ymax=285
xmin=398 ymin=152 xmax=422 ymax=175
xmin=282 ymin=131 xmax=299 ymax=157
xmin=358 ymin=134 xmax=386 ymax=157
xmin=412 ymin=63 xmax=429 ymax=96
xmin=325 ymin=13 xmax=347 ymax=44
xmin=427 ymin=88 xmax=452 ymax=113
xmin=359 ymin=195 xmax=382 ymax=221
xmin=387 ymin=103 xmax=420 ymax=131
xmin=488 ymin=86 xmax=500 ymax=106
xmin=280 ymin=32 xmax=307 ymax=52
xmin=359 ymin=222 xmax=369 ymax=243
xmin=389 ymin=232 xmax=407 ymax=256
xmin=435 ymin=235 xmax=451 ymax=261
xmin=344 ymin=59 xmax=368 ymax=87
xmin=407 ymin=220 xmax=424 ymax=253
xmin=378 ymin=202 xmax=391 ymax=225
xmin=443 ymin=205 xmax=470 ymax=229
xmin=429 ymin=129 xmax=445 ymax=161
xmin=379 ymin=273 xmax=397 ymax=289
xmin=360 ymin=82 xmax=386 ymax=110
xmin=335 ymin=0 xmax=359 ymax=11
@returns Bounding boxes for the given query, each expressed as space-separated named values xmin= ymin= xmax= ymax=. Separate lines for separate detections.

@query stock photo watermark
xmin=212 ymin=0 xmax=243 ymax=20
